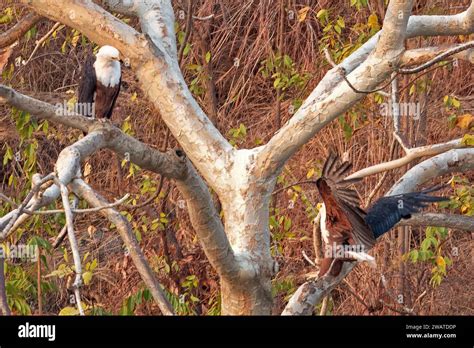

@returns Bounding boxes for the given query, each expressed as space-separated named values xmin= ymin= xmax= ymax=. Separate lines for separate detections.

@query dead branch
xmin=0 ymin=13 xmax=43 ymax=49
xmin=70 ymin=179 xmax=175 ymax=315
xmin=58 ymin=180 xmax=84 ymax=316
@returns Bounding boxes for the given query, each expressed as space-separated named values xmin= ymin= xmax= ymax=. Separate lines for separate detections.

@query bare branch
xmin=282 ymin=263 xmax=353 ymax=315
xmin=24 ymin=22 xmax=62 ymax=65
xmin=346 ymin=138 xmax=468 ymax=180
xmin=70 ymin=179 xmax=175 ymax=315
xmin=255 ymin=0 xmax=417 ymax=179
xmin=0 ymin=173 xmax=55 ymax=240
xmin=388 ymin=148 xmax=474 ymax=195
xmin=399 ymin=41 xmax=474 ymax=74
xmin=399 ymin=213 xmax=474 ymax=231
xmin=58 ymin=180 xmax=84 ymax=316
xmin=0 ymin=84 xmax=94 ymax=133
xmin=52 ymin=225 xmax=68 ymax=250
xmin=259 ymin=3 xmax=474 ymax=181
xmin=19 ymin=193 xmax=130 ymax=215
xmin=0 ymin=12 xmax=43 ymax=49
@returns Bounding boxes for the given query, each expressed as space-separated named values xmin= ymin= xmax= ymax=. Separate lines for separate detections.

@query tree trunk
xmin=219 ymin=168 xmax=275 ymax=315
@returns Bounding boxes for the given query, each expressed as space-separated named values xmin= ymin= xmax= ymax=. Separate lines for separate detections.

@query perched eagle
xmin=316 ymin=151 xmax=448 ymax=277
xmin=77 ymin=45 xmax=121 ymax=120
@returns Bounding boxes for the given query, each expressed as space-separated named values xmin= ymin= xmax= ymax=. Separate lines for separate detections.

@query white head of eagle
xmin=77 ymin=45 xmax=122 ymax=119
xmin=94 ymin=45 xmax=121 ymax=87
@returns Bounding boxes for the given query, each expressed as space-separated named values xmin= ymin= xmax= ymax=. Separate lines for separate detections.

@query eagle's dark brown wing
xmin=317 ymin=151 xmax=376 ymax=249
xmin=77 ymin=53 xmax=96 ymax=117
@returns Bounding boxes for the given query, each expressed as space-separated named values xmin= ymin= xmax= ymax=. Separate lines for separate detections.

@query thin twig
xmin=52 ymin=225 xmax=68 ymax=249
xmin=0 ymin=173 xmax=55 ymax=239
xmin=24 ymin=22 xmax=62 ymax=66
xmin=324 ymin=48 xmax=399 ymax=94
xmin=0 ymin=192 xmax=17 ymax=207
xmin=302 ymin=250 xmax=316 ymax=266
xmin=192 ymin=14 xmax=214 ymax=21
xmin=178 ymin=0 xmax=194 ymax=63
xmin=394 ymin=131 xmax=411 ymax=153
xmin=26 ymin=193 xmax=130 ymax=215
xmin=319 ymin=296 xmax=329 ymax=315
xmin=272 ymin=180 xmax=317 ymax=195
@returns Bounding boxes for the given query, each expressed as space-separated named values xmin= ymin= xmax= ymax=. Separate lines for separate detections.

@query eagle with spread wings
xmin=315 ymin=151 xmax=448 ymax=277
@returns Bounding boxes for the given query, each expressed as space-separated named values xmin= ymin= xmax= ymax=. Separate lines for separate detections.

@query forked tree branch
xmin=0 ymin=85 xmax=239 ymax=284
xmin=20 ymin=0 xmax=233 ymax=193
xmin=255 ymin=2 xmax=473 ymax=180
xmin=255 ymin=1 xmax=414 ymax=179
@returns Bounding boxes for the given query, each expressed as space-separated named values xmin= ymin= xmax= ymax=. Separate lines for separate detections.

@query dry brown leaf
xmin=0 ymin=46 xmax=13 ymax=74
xmin=456 ymin=114 xmax=474 ymax=130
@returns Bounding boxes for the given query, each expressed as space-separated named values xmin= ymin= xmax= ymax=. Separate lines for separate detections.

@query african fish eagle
xmin=77 ymin=45 xmax=121 ymax=120
xmin=315 ymin=151 xmax=448 ymax=277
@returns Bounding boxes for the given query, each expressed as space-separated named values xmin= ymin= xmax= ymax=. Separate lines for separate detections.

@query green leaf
xmin=89 ymin=259 xmax=97 ymax=272
xmin=269 ymin=215 xmax=279 ymax=229
xmin=461 ymin=133 xmax=474 ymax=146
xmin=82 ymin=271 xmax=93 ymax=285
xmin=273 ymin=77 xmax=281 ymax=89
xmin=336 ymin=17 xmax=345 ymax=28
xmin=205 ymin=51 xmax=211 ymax=64
xmin=59 ymin=306 xmax=80 ymax=316
xmin=3 ymin=146 xmax=13 ymax=166
xmin=451 ymin=97 xmax=461 ymax=108
xmin=183 ymin=43 xmax=191 ymax=57
xmin=316 ymin=9 xmax=328 ymax=21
